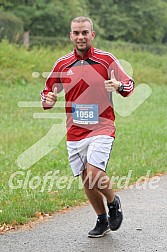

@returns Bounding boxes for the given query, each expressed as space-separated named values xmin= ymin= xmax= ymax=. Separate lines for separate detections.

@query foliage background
xmin=0 ymin=0 xmax=167 ymax=45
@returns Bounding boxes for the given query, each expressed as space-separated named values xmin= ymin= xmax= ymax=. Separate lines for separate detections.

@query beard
xmin=76 ymin=43 xmax=90 ymax=53
xmin=77 ymin=47 xmax=87 ymax=52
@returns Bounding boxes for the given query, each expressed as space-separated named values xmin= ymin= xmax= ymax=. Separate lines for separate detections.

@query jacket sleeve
xmin=109 ymin=57 xmax=134 ymax=97
xmin=41 ymin=61 xmax=63 ymax=109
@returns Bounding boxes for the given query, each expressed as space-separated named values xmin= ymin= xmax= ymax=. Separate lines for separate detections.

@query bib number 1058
xmin=72 ymin=103 xmax=98 ymax=124
xmin=76 ymin=110 xmax=94 ymax=119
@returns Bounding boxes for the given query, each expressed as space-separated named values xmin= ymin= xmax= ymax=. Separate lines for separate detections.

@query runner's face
xmin=70 ymin=21 xmax=95 ymax=55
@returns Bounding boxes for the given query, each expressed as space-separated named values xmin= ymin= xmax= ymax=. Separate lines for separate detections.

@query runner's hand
xmin=104 ymin=70 xmax=120 ymax=92
xmin=45 ymin=87 xmax=57 ymax=106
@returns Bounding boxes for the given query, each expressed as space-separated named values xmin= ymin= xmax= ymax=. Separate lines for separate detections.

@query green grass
xmin=0 ymin=40 xmax=167 ymax=225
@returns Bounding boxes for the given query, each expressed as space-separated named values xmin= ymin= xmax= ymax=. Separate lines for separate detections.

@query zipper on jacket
xmin=80 ymin=60 xmax=84 ymax=77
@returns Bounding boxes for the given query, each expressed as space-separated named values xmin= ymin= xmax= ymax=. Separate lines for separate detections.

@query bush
xmin=0 ymin=10 xmax=24 ymax=43
xmin=30 ymin=35 xmax=70 ymax=48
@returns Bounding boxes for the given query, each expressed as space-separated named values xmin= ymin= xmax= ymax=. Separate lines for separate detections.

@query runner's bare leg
xmin=82 ymin=164 xmax=115 ymax=215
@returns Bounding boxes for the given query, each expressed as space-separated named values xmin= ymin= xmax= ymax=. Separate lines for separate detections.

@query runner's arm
xmin=41 ymin=63 xmax=63 ymax=109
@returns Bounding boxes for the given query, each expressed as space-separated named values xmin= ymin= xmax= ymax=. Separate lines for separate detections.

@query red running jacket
xmin=41 ymin=46 xmax=134 ymax=141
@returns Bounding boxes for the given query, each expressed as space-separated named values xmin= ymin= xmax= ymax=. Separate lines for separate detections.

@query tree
xmin=0 ymin=0 xmax=89 ymax=37
xmin=0 ymin=10 xmax=23 ymax=43
xmin=1 ymin=0 xmax=167 ymax=44
xmin=88 ymin=0 xmax=167 ymax=44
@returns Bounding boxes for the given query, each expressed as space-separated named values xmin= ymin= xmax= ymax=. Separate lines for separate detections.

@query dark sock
xmin=98 ymin=213 xmax=107 ymax=222
xmin=107 ymin=196 xmax=116 ymax=207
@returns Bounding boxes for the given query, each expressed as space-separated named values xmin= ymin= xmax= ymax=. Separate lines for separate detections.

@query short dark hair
xmin=71 ymin=16 xmax=93 ymax=31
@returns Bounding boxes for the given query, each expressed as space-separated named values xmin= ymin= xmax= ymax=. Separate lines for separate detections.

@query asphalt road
xmin=0 ymin=175 xmax=167 ymax=252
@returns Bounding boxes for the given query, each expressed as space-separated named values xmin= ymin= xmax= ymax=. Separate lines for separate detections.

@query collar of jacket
xmin=74 ymin=45 xmax=94 ymax=60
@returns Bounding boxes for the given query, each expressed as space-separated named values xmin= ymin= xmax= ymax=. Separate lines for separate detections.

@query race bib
xmin=72 ymin=103 xmax=98 ymax=124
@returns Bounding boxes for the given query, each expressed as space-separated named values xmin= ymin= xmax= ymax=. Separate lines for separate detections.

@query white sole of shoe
xmin=88 ymin=228 xmax=111 ymax=238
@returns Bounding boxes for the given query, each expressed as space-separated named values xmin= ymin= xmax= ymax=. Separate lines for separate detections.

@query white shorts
xmin=67 ymin=135 xmax=114 ymax=176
